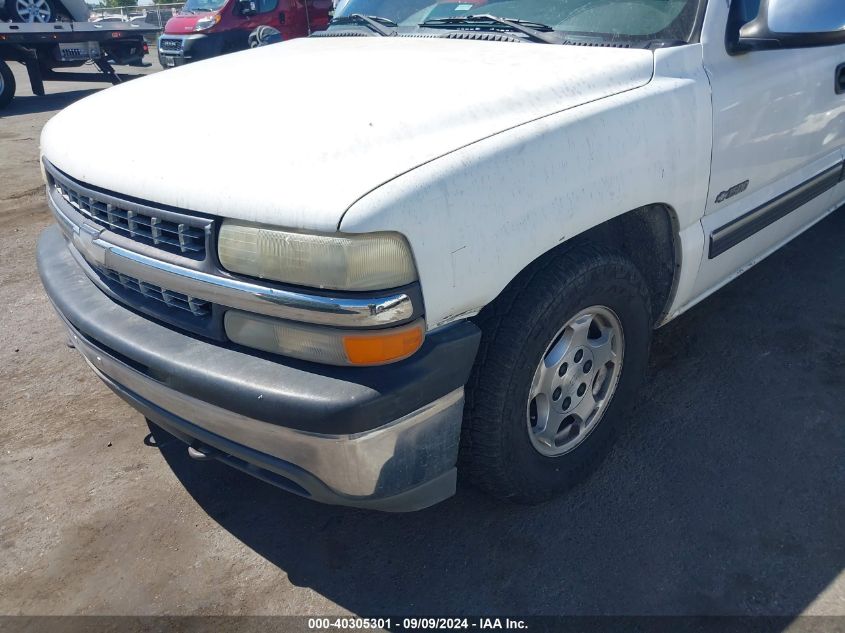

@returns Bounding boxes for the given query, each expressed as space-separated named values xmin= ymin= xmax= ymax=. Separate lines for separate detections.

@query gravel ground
xmin=0 ymin=60 xmax=843 ymax=619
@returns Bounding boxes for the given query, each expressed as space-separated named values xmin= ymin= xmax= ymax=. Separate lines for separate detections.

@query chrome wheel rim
xmin=15 ymin=0 xmax=52 ymax=22
xmin=527 ymin=306 xmax=624 ymax=457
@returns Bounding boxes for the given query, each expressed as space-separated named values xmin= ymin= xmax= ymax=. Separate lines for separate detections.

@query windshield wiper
xmin=329 ymin=14 xmax=397 ymax=36
xmin=420 ymin=14 xmax=559 ymax=44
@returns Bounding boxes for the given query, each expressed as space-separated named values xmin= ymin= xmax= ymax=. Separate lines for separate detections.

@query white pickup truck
xmin=37 ymin=0 xmax=845 ymax=511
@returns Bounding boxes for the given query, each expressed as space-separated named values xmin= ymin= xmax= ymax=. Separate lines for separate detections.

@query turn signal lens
xmin=225 ymin=310 xmax=425 ymax=366
xmin=343 ymin=325 xmax=425 ymax=366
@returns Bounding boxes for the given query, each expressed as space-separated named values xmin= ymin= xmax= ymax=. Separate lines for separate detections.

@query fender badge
xmin=716 ymin=180 xmax=749 ymax=204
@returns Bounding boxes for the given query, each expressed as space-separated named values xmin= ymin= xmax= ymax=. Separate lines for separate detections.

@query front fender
xmin=340 ymin=47 xmax=712 ymax=330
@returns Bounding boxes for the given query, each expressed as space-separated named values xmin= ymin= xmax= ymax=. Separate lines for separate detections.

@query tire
xmin=0 ymin=61 xmax=16 ymax=110
xmin=5 ymin=0 xmax=58 ymax=22
xmin=460 ymin=245 xmax=653 ymax=504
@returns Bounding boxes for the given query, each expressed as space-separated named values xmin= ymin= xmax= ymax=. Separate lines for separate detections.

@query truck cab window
xmin=257 ymin=0 xmax=278 ymax=13
xmin=333 ymin=0 xmax=701 ymax=42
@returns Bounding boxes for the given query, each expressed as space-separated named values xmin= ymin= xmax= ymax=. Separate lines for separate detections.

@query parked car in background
xmin=157 ymin=0 xmax=330 ymax=66
xmin=37 ymin=0 xmax=845 ymax=511
xmin=131 ymin=8 xmax=173 ymax=29
xmin=90 ymin=14 xmax=128 ymax=23
xmin=1 ymin=0 xmax=88 ymax=23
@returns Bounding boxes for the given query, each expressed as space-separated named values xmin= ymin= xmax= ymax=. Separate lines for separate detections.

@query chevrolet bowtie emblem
xmin=73 ymin=222 xmax=107 ymax=267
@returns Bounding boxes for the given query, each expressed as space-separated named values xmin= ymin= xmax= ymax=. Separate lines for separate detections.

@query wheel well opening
xmin=480 ymin=204 xmax=679 ymax=328
xmin=580 ymin=204 xmax=678 ymax=326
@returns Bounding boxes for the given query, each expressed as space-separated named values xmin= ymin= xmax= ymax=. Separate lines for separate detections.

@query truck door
xmin=245 ymin=0 xmax=286 ymax=35
xmin=692 ymin=0 xmax=845 ymax=297
xmin=281 ymin=0 xmax=329 ymax=35
xmin=305 ymin=0 xmax=331 ymax=32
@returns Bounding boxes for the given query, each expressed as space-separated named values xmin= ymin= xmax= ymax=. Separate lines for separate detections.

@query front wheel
xmin=461 ymin=245 xmax=653 ymax=504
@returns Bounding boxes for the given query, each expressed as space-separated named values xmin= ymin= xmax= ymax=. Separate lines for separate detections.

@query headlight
xmin=194 ymin=14 xmax=221 ymax=31
xmin=218 ymin=220 xmax=418 ymax=291
xmin=225 ymin=311 xmax=425 ymax=366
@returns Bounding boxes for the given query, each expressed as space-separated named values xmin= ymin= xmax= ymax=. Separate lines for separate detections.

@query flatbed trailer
xmin=0 ymin=21 xmax=159 ymax=109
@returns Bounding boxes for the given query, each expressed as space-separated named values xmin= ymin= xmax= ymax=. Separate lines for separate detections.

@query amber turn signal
xmin=225 ymin=309 xmax=425 ymax=366
xmin=343 ymin=322 xmax=425 ymax=366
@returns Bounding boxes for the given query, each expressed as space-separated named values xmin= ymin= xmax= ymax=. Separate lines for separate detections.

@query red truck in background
xmin=157 ymin=0 xmax=331 ymax=67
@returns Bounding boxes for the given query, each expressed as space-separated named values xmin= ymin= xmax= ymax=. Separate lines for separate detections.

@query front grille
xmin=98 ymin=267 xmax=211 ymax=318
xmin=159 ymin=38 xmax=182 ymax=52
xmin=53 ymin=179 xmax=207 ymax=260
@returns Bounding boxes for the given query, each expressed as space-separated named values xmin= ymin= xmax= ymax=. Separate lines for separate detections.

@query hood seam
xmin=336 ymin=65 xmax=656 ymax=232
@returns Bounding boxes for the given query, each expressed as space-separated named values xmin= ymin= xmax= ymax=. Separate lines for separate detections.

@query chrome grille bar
xmin=48 ymin=166 xmax=208 ymax=260
xmin=45 ymin=161 xmax=420 ymax=329
xmin=100 ymin=267 xmax=211 ymax=317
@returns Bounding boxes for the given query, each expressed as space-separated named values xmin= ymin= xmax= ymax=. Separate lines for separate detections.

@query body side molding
xmin=709 ymin=162 xmax=844 ymax=259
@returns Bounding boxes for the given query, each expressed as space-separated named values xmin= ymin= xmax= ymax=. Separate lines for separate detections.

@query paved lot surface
xmin=1 ymin=60 xmax=844 ymax=619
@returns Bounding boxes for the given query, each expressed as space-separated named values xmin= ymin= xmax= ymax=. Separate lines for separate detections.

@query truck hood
xmin=42 ymin=37 xmax=654 ymax=232
xmin=164 ymin=12 xmax=216 ymax=34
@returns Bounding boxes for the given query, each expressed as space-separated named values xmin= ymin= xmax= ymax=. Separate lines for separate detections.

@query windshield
xmin=332 ymin=0 xmax=702 ymax=42
xmin=181 ymin=0 xmax=226 ymax=13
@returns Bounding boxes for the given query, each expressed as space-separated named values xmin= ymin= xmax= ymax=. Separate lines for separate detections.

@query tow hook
xmin=187 ymin=444 xmax=218 ymax=461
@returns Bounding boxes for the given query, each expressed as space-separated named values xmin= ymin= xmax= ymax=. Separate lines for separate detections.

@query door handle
xmin=278 ymin=10 xmax=286 ymax=23
xmin=836 ymin=63 xmax=845 ymax=94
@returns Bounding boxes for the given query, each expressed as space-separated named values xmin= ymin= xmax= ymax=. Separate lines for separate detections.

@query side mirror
xmin=729 ymin=0 xmax=845 ymax=54
xmin=238 ymin=0 xmax=258 ymax=16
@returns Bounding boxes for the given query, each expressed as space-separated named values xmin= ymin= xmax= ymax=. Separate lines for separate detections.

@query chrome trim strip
xmin=63 ymin=316 xmax=463 ymax=498
xmin=48 ymin=187 xmax=415 ymax=328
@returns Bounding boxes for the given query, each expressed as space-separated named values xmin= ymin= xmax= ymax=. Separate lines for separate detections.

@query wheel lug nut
xmin=574 ymin=349 xmax=583 ymax=363
xmin=558 ymin=363 xmax=568 ymax=377
xmin=583 ymin=360 xmax=592 ymax=373
xmin=552 ymin=387 xmax=562 ymax=401
xmin=577 ymin=383 xmax=586 ymax=397
xmin=562 ymin=396 xmax=571 ymax=410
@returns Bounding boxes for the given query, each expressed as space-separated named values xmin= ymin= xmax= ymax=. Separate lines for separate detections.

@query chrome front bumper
xmin=65 ymin=312 xmax=464 ymax=508
xmin=38 ymin=226 xmax=480 ymax=511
